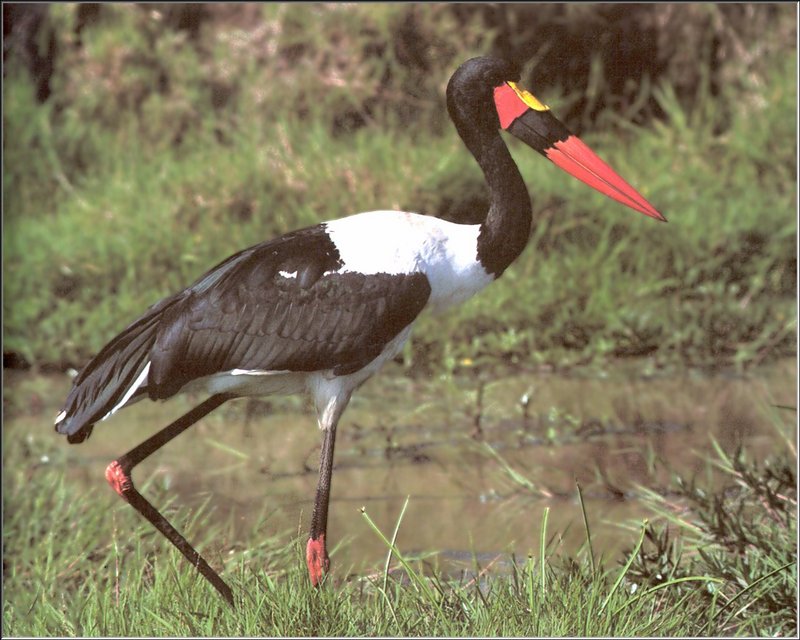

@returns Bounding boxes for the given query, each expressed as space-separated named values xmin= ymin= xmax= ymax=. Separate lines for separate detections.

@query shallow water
xmin=4 ymin=359 xmax=796 ymax=580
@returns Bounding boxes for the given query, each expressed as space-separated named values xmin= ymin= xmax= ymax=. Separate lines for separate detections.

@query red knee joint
xmin=105 ymin=460 xmax=133 ymax=498
xmin=306 ymin=534 xmax=329 ymax=587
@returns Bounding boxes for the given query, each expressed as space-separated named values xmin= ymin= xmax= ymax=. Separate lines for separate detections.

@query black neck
xmin=470 ymin=132 xmax=532 ymax=278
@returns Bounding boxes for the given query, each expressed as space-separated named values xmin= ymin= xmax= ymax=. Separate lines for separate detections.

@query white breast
xmin=324 ymin=210 xmax=494 ymax=312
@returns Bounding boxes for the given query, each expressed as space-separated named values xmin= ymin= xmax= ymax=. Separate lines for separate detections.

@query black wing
xmin=149 ymin=226 xmax=432 ymax=397
xmin=56 ymin=224 xmax=431 ymax=441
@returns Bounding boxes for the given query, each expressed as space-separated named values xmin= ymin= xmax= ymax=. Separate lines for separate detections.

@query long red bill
xmin=546 ymin=135 xmax=666 ymax=221
xmin=494 ymin=82 xmax=666 ymax=222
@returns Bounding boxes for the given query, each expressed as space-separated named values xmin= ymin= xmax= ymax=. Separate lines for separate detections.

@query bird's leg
xmin=105 ymin=394 xmax=234 ymax=605
xmin=306 ymin=422 xmax=337 ymax=586
xmin=306 ymin=392 xmax=349 ymax=586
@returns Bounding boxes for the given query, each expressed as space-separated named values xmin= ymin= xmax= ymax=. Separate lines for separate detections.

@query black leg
xmin=105 ymin=394 xmax=234 ymax=605
xmin=306 ymin=422 xmax=337 ymax=586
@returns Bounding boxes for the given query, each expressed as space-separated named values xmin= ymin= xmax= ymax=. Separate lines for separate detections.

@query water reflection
xmin=5 ymin=359 xmax=795 ymax=579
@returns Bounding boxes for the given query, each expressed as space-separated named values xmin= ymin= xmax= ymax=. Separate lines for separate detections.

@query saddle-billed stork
xmin=54 ymin=56 xmax=664 ymax=605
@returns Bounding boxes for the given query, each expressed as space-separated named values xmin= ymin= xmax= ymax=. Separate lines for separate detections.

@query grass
xmin=474 ymin=421 xmax=798 ymax=637
xmin=3 ymin=406 xmax=795 ymax=636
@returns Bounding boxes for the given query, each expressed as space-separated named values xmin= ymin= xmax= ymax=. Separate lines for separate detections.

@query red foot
xmin=306 ymin=534 xmax=329 ymax=587
xmin=105 ymin=460 xmax=132 ymax=499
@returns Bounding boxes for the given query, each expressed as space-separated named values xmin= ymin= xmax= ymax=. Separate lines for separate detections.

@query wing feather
xmin=148 ymin=227 xmax=431 ymax=398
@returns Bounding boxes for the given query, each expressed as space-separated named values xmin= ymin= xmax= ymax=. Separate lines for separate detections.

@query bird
xmin=54 ymin=56 xmax=665 ymax=605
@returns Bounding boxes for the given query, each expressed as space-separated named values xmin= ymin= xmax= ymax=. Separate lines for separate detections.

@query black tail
xmin=55 ymin=298 xmax=176 ymax=444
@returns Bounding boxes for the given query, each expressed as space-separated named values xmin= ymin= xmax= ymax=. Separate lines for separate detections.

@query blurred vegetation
xmin=2 ymin=3 xmax=797 ymax=373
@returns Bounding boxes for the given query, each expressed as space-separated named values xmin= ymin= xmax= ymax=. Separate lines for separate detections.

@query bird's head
xmin=447 ymin=56 xmax=665 ymax=221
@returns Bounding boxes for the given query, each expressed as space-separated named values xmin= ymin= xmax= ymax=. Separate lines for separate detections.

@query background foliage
xmin=3 ymin=3 xmax=797 ymax=373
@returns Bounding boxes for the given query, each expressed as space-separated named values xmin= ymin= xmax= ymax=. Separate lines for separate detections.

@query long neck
xmin=471 ymin=132 xmax=532 ymax=278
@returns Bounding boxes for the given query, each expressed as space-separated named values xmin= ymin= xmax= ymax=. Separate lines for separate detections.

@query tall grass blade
xmin=612 ymin=575 xmax=724 ymax=615
xmin=539 ymin=506 xmax=550 ymax=596
xmin=383 ymin=495 xmax=410 ymax=595
xmin=601 ymin=519 xmax=648 ymax=613
xmin=576 ymin=482 xmax=596 ymax=576
xmin=360 ymin=505 xmax=438 ymax=605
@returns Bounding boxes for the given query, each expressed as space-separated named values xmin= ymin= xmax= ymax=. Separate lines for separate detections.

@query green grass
xmin=473 ymin=421 xmax=798 ymax=637
xmin=2 ymin=4 xmax=796 ymax=374
xmin=4 ymin=412 xmax=795 ymax=636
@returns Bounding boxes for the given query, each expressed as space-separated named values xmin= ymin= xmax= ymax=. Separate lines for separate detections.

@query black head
xmin=446 ymin=56 xmax=521 ymax=135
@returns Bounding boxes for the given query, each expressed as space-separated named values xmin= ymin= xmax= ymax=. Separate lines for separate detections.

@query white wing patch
xmin=325 ymin=210 xmax=493 ymax=311
xmin=230 ymin=368 xmax=291 ymax=376
xmin=101 ymin=361 xmax=152 ymax=422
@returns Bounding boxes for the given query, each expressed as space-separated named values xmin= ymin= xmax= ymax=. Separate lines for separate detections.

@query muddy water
xmin=5 ymin=359 xmax=796 ymax=580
